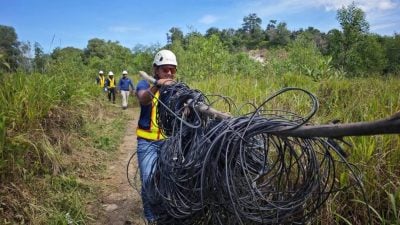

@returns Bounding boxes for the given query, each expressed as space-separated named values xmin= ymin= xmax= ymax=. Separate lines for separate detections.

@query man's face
xmin=157 ymin=65 xmax=176 ymax=79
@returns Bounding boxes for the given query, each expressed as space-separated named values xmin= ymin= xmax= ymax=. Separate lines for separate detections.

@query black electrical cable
xmin=128 ymin=82 xmax=370 ymax=225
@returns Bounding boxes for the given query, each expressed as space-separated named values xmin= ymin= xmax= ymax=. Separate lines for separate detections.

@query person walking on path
xmin=118 ymin=70 xmax=135 ymax=109
xmin=96 ymin=70 xmax=106 ymax=88
xmin=135 ymin=49 xmax=178 ymax=224
xmin=105 ymin=71 xmax=117 ymax=104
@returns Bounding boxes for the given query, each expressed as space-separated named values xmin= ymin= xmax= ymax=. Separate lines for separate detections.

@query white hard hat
xmin=153 ymin=49 xmax=177 ymax=66
xmin=122 ymin=70 xmax=128 ymax=75
xmin=99 ymin=70 xmax=104 ymax=74
xmin=108 ymin=71 xmax=114 ymax=76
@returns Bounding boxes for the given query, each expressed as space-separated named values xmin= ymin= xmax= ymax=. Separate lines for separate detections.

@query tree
xmin=0 ymin=25 xmax=21 ymax=71
xmin=205 ymin=27 xmax=221 ymax=38
xmin=34 ymin=42 xmax=46 ymax=73
xmin=17 ymin=41 xmax=32 ymax=72
xmin=355 ymin=35 xmax=387 ymax=74
xmin=219 ymin=28 xmax=238 ymax=51
xmin=267 ymin=22 xmax=291 ymax=47
xmin=382 ymin=34 xmax=400 ymax=74
xmin=335 ymin=2 xmax=370 ymax=73
xmin=304 ymin=27 xmax=328 ymax=54
xmin=82 ymin=39 xmax=135 ymax=75
xmin=48 ymin=47 xmax=84 ymax=76
xmin=177 ymin=34 xmax=229 ymax=79
xmin=242 ymin=13 xmax=262 ymax=34
xmin=167 ymin=27 xmax=184 ymax=44
xmin=288 ymin=33 xmax=333 ymax=80
xmin=266 ymin=20 xmax=277 ymax=31
xmin=239 ymin=14 xmax=265 ymax=50
xmin=84 ymin=38 xmax=108 ymax=60
xmin=131 ymin=44 xmax=159 ymax=74
xmin=337 ymin=2 xmax=369 ymax=42
xmin=327 ymin=28 xmax=343 ymax=66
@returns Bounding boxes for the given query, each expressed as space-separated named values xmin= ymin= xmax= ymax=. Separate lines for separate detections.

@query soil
xmin=88 ymin=107 xmax=146 ymax=225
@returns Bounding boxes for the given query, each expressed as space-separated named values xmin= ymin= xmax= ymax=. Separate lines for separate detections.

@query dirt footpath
xmin=89 ymin=107 xmax=145 ymax=225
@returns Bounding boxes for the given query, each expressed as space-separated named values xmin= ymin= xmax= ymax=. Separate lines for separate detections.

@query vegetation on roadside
xmin=0 ymin=3 xmax=399 ymax=224
xmin=0 ymin=69 xmax=128 ymax=224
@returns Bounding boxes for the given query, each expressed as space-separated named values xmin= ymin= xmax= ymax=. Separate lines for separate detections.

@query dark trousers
xmin=108 ymin=88 xmax=116 ymax=103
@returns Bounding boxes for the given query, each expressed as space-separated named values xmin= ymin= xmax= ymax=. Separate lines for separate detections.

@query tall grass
xmin=178 ymin=40 xmax=400 ymax=221
xmin=0 ymin=71 xmax=95 ymax=179
xmin=1 ymin=34 xmax=399 ymax=223
xmin=0 ymin=69 xmax=121 ymax=224
xmin=189 ymin=71 xmax=400 ymax=224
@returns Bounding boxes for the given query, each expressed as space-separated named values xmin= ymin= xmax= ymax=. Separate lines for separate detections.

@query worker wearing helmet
xmin=135 ymin=49 xmax=177 ymax=224
xmin=105 ymin=71 xmax=117 ymax=103
xmin=118 ymin=70 xmax=135 ymax=109
xmin=96 ymin=70 xmax=105 ymax=88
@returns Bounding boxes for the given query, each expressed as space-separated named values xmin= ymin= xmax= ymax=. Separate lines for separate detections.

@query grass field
xmin=1 ymin=59 xmax=399 ymax=224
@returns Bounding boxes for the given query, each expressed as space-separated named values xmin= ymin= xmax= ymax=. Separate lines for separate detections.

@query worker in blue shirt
xmin=135 ymin=49 xmax=178 ymax=224
xmin=118 ymin=70 xmax=135 ymax=109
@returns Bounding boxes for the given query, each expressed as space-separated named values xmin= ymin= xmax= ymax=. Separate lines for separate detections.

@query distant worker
xmin=96 ymin=70 xmax=105 ymax=88
xmin=118 ymin=70 xmax=135 ymax=109
xmin=105 ymin=71 xmax=117 ymax=104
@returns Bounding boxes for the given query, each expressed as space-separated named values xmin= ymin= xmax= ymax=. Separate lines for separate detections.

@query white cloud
xmin=108 ymin=26 xmax=140 ymax=33
xmin=243 ymin=0 xmax=398 ymax=14
xmin=370 ymin=21 xmax=399 ymax=31
xmin=238 ymin=0 xmax=399 ymax=34
xmin=198 ymin=15 xmax=218 ymax=24
xmin=312 ymin=0 xmax=398 ymax=12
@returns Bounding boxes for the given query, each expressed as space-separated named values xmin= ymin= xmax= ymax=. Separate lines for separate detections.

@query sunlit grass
xmin=0 ymin=43 xmax=399 ymax=224
xmin=0 ymin=69 xmax=129 ymax=224
xmin=189 ymin=72 xmax=400 ymax=224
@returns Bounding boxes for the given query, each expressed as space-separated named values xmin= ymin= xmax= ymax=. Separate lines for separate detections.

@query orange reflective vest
xmin=136 ymin=91 xmax=166 ymax=141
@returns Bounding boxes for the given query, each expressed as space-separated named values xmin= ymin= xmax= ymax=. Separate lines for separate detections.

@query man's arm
xmin=137 ymin=85 xmax=159 ymax=105
xmin=129 ymin=80 xmax=135 ymax=91
xmin=118 ymin=79 xmax=123 ymax=91
xmin=136 ymin=79 xmax=174 ymax=105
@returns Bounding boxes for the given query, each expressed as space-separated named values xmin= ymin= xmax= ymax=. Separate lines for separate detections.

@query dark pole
xmin=139 ymin=71 xmax=400 ymax=138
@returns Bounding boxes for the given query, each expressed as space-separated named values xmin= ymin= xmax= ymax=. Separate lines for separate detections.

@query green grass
xmin=189 ymin=72 xmax=400 ymax=224
xmin=0 ymin=69 xmax=129 ymax=224
xmin=0 ymin=44 xmax=399 ymax=224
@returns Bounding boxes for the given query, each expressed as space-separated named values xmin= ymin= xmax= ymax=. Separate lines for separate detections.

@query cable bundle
xmin=139 ymin=82 xmax=360 ymax=225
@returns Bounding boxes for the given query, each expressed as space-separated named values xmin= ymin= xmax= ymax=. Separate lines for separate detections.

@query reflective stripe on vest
xmin=99 ymin=76 xmax=105 ymax=87
xmin=108 ymin=77 xmax=115 ymax=88
xmin=136 ymin=91 xmax=166 ymax=141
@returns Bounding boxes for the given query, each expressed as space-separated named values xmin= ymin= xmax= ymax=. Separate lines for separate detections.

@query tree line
xmin=167 ymin=3 xmax=399 ymax=75
xmin=0 ymin=3 xmax=399 ymax=77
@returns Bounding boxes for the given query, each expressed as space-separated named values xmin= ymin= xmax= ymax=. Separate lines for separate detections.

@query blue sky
xmin=1 ymin=0 xmax=399 ymax=53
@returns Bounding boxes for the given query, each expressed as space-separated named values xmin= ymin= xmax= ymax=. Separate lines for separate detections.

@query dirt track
xmin=89 ymin=107 xmax=146 ymax=225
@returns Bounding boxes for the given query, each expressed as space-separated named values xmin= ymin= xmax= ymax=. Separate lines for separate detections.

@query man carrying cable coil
xmin=135 ymin=49 xmax=177 ymax=224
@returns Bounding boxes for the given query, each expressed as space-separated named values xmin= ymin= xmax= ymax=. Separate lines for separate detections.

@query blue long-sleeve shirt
xmin=118 ymin=77 xmax=135 ymax=91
